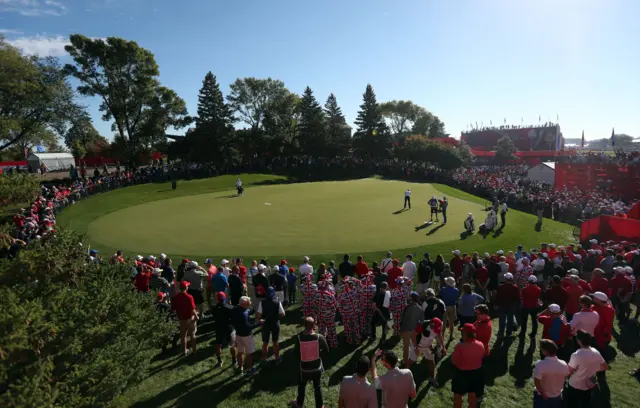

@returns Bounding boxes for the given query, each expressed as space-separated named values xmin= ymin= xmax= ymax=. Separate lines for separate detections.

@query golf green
xmin=87 ymin=179 xmax=478 ymax=256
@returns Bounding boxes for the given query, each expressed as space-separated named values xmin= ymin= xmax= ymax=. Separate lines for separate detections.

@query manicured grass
xmin=61 ymin=175 xmax=640 ymax=408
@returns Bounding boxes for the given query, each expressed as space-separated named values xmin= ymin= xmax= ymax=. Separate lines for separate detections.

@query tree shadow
xmin=508 ymin=336 xmax=536 ymax=388
xmin=427 ymin=224 xmax=445 ymax=236
xmin=415 ymin=221 xmax=433 ymax=232
xmin=393 ymin=209 xmax=409 ymax=215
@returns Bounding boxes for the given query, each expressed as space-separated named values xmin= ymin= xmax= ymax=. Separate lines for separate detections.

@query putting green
xmin=86 ymin=179 xmax=482 ymax=256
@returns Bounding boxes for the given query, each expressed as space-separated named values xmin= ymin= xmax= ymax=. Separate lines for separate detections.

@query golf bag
xmin=464 ymin=215 xmax=475 ymax=232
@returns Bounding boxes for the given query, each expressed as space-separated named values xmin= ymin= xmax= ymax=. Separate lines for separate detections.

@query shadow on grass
xmin=215 ymin=194 xmax=239 ymax=199
xmin=460 ymin=230 xmax=473 ymax=240
xmin=483 ymin=337 xmax=515 ymax=386
xmin=415 ymin=221 xmax=433 ymax=232
xmin=394 ymin=208 xmax=409 ymax=215
xmin=492 ymin=226 xmax=505 ymax=238
xmin=427 ymin=224 xmax=445 ymax=236
xmin=611 ymin=321 xmax=640 ymax=357
xmin=508 ymin=336 xmax=536 ymax=388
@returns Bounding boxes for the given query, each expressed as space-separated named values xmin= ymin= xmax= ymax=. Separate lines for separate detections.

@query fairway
xmin=87 ymin=179 xmax=481 ymax=256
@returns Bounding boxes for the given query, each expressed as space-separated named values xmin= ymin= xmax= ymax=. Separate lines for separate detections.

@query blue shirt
xmin=440 ymin=286 xmax=459 ymax=306
xmin=279 ymin=265 xmax=289 ymax=279
xmin=212 ymin=273 xmax=228 ymax=293
xmin=458 ymin=293 xmax=484 ymax=317
xmin=286 ymin=271 xmax=297 ymax=285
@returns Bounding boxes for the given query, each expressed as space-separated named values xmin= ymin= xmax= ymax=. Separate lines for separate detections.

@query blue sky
xmin=1 ymin=0 xmax=638 ymax=141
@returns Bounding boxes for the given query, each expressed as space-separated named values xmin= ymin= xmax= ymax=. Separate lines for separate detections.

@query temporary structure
xmin=526 ymin=162 xmax=555 ymax=184
xmin=27 ymin=152 xmax=75 ymax=172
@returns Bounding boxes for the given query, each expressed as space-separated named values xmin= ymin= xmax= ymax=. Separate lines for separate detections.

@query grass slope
xmin=60 ymin=174 xmax=574 ymax=266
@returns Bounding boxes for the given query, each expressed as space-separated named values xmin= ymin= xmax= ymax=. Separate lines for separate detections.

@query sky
xmin=1 ymin=0 xmax=639 ymax=142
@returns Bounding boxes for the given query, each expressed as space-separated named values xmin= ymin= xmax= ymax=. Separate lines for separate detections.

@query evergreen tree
xmin=193 ymin=72 xmax=233 ymax=158
xmin=297 ymin=86 xmax=327 ymax=155
xmin=324 ymin=93 xmax=348 ymax=152
xmin=353 ymin=84 xmax=390 ymax=157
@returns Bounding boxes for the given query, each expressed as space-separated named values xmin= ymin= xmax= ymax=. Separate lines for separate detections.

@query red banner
xmin=580 ymin=215 xmax=640 ymax=243
xmin=554 ymin=163 xmax=640 ymax=199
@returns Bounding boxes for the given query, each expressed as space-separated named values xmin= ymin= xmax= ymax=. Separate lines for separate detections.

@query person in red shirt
xmin=610 ymin=267 xmax=633 ymax=320
xmin=592 ymin=292 xmax=615 ymax=351
xmin=451 ymin=324 xmax=486 ymax=408
xmin=537 ymin=304 xmax=571 ymax=348
xmin=547 ymin=244 xmax=558 ymax=261
xmin=172 ymin=281 xmax=198 ymax=356
xmin=354 ymin=255 xmax=369 ymax=277
xmin=110 ymin=250 xmax=126 ymax=265
xmin=474 ymin=260 xmax=489 ymax=298
xmin=520 ymin=275 xmax=542 ymax=337
xmin=450 ymin=250 xmax=464 ymax=280
xmin=589 ymin=268 xmax=610 ymax=297
xmin=474 ymin=304 xmax=492 ymax=356
xmin=496 ymin=273 xmax=520 ymax=337
xmin=565 ymin=275 xmax=584 ymax=321
xmin=235 ymin=258 xmax=247 ymax=284
xmin=205 ymin=258 xmax=218 ymax=309
xmin=387 ymin=260 xmax=403 ymax=289
xmin=545 ymin=276 xmax=568 ymax=312
xmin=134 ymin=264 xmax=152 ymax=292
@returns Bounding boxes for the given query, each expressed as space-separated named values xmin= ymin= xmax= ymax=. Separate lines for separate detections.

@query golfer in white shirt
xmin=402 ymin=254 xmax=416 ymax=280
xmin=404 ymin=189 xmax=411 ymax=209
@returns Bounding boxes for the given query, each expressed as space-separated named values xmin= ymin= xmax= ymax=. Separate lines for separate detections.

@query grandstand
xmin=461 ymin=124 xmax=564 ymax=151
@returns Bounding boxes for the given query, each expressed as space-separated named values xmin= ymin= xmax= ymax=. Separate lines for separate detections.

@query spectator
xmin=440 ymin=276 xmax=459 ymax=339
xmin=371 ymin=281 xmax=391 ymax=339
xmin=533 ymin=339 xmax=569 ymax=407
xmin=299 ymin=256 xmax=314 ymax=278
xmin=212 ymin=292 xmax=236 ymax=368
xmin=399 ymin=292 xmax=422 ymax=367
xmin=286 ymin=263 xmax=298 ymax=304
xmin=592 ymin=292 xmax=615 ymax=352
xmin=257 ymin=287 xmax=285 ymax=363
xmin=171 ymin=281 xmax=198 ymax=356
xmin=211 ymin=265 xmax=229 ymax=301
xmin=417 ymin=252 xmax=433 ymax=293
xmin=457 ymin=283 xmax=484 ymax=326
xmin=268 ymin=264 xmax=286 ymax=304
xmin=338 ymin=356 xmax=377 ymax=408
xmin=253 ymin=264 xmax=269 ymax=301
xmin=496 ymin=273 xmax=520 ymax=338
xmin=387 ymin=259 xmax=403 ymax=289
xmin=432 ymin=254 xmax=445 ymax=291
xmin=474 ymin=260 xmax=489 ymax=298
xmin=566 ymin=330 xmax=609 ymax=407
xmin=423 ymin=288 xmax=445 ymax=321
xmin=291 ymin=317 xmax=329 ymax=408
xmin=538 ymin=304 xmax=571 ymax=353
xmin=380 ymin=251 xmax=394 ymax=273
xmin=231 ymin=296 xmax=258 ymax=376
xmin=371 ymin=349 xmax=416 ymax=408
xmin=520 ymin=275 xmax=542 ymax=337
xmin=411 ymin=318 xmax=446 ymax=387
xmin=565 ymin=275 xmax=585 ymax=321
xmin=374 ymin=264 xmax=389 ymax=291
xmin=451 ymin=324 xmax=485 ymax=408
xmin=355 ymin=255 xmax=369 ymax=277
xmin=545 ymin=276 xmax=568 ymax=311
xmin=474 ymin=304 xmax=492 ymax=356
xmin=161 ymin=257 xmax=175 ymax=284
xmin=228 ymin=266 xmax=245 ymax=306
xmin=570 ymin=296 xmax=600 ymax=337
xmin=402 ymin=254 xmax=417 ymax=280
xmin=339 ymin=254 xmax=354 ymax=281
xmin=183 ymin=261 xmax=208 ymax=316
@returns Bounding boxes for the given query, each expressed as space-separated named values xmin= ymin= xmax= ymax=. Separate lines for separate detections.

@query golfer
xmin=428 ymin=196 xmax=439 ymax=222
xmin=404 ymin=189 xmax=411 ymax=209
xmin=236 ymin=178 xmax=243 ymax=196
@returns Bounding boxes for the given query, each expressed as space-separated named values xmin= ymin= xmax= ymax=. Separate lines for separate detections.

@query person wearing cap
xmin=570 ymin=296 xmax=600 ymax=338
xmin=533 ymin=339 xmax=570 ymax=407
xmin=545 ymin=275 xmax=568 ymax=311
xmin=496 ymin=272 xmax=520 ymax=337
xmin=515 ymin=257 xmax=533 ymax=288
xmin=133 ymin=263 xmax=152 ymax=293
xmin=374 ymin=263 xmax=389 ymax=292
xmin=268 ymin=263 xmax=286 ymax=304
xmin=291 ymin=317 xmax=330 ymax=408
xmin=387 ymin=259 xmax=403 ymax=289
xmin=416 ymin=253 xmax=433 ymax=294
xmin=473 ymin=259 xmax=489 ymax=299
xmin=177 ymin=258 xmax=189 ymax=281
xmin=257 ymin=287 xmax=286 ymax=363
xmin=253 ymin=263 xmax=270 ymax=301
xmin=450 ymin=250 xmax=464 ymax=282
xmin=231 ymin=296 xmax=258 ymax=376
xmin=610 ymin=266 xmax=633 ymax=321
xmin=440 ymin=276 xmax=459 ymax=339
xmin=371 ymin=349 xmax=416 ymax=408
xmin=339 ymin=355 xmax=378 ymax=408
xmin=211 ymin=263 xmax=229 ymax=302
xmin=380 ymin=251 xmax=394 ymax=274
xmin=149 ymin=267 xmax=170 ymax=293
xmin=565 ymin=274 xmax=585 ymax=322
xmin=219 ymin=259 xmax=231 ymax=277
xmin=299 ymin=256 xmax=314 ymax=278
xmin=339 ymin=254 xmax=355 ymax=282
xmin=451 ymin=323 xmax=486 ymax=408
xmin=172 ymin=281 xmax=199 ymax=356
xmin=183 ymin=261 xmax=208 ymax=316
xmin=212 ymin=291 xmax=237 ymax=368
xmin=400 ymin=292 xmax=422 ymax=367
xmin=423 ymin=288 xmax=445 ymax=321
xmin=520 ymin=275 xmax=542 ymax=338
xmin=565 ymin=330 xmax=609 ymax=407
xmin=537 ymin=304 xmax=571 ymax=353
xmin=592 ymin=292 xmax=615 ymax=353
xmin=409 ymin=318 xmax=445 ymax=386
xmin=161 ymin=257 xmax=175 ymax=284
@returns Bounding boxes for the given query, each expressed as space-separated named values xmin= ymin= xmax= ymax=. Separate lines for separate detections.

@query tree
xmin=324 ymin=93 xmax=348 ymax=152
xmin=379 ymin=100 xmax=426 ymax=135
xmin=353 ymin=84 xmax=390 ymax=157
xmin=1 ymin=39 xmax=81 ymax=152
xmin=64 ymin=35 xmax=189 ymax=159
xmin=227 ymin=77 xmax=288 ymax=130
xmin=394 ymin=135 xmax=463 ymax=169
xmin=297 ymin=87 xmax=327 ymax=155
xmin=64 ymin=118 xmax=107 ymax=158
xmin=458 ymin=140 xmax=475 ymax=164
xmin=495 ymin=135 xmax=517 ymax=161
xmin=412 ymin=112 xmax=447 ymax=139
xmin=192 ymin=72 xmax=234 ymax=158
xmin=0 ymin=172 xmax=41 ymax=205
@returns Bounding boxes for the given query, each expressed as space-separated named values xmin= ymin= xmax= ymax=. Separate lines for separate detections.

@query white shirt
xmin=402 ymin=261 xmax=416 ymax=280
xmin=501 ymin=203 xmax=508 ymax=213
xmin=405 ymin=190 xmax=411 ymax=197
xmin=534 ymin=357 xmax=569 ymax=398
xmin=299 ymin=263 xmax=314 ymax=275
xmin=532 ymin=258 xmax=546 ymax=272
xmin=257 ymin=299 xmax=285 ymax=315
xmin=220 ymin=266 xmax=230 ymax=277
xmin=380 ymin=258 xmax=394 ymax=273
xmin=236 ymin=179 xmax=242 ymax=187
xmin=568 ymin=347 xmax=606 ymax=390
xmin=570 ymin=310 xmax=600 ymax=336
xmin=383 ymin=291 xmax=391 ymax=308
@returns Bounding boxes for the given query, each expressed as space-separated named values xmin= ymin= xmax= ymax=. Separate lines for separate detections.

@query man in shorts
xmin=213 ymin=292 xmax=237 ymax=368
xmin=428 ymin=195 xmax=439 ymax=222
xmin=231 ymin=296 xmax=258 ymax=376
xmin=257 ymin=287 xmax=286 ymax=363
xmin=171 ymin=281 xmax=199 ymax=356
xmin=451 ymin=324 xmax=486 ymax=408
xmin=409 ymin=318 xmax=446 ymax=387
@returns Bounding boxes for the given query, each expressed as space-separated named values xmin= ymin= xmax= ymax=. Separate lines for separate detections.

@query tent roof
xmin=28 ymin=152 xmax=74 ymax=159
xmin=529 ymin=161 xmax=555 ymax=170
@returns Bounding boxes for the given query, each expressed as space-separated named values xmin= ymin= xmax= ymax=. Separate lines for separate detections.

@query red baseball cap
xmin=460 ymin=323 xmax=476 ymax=333
xmin=179 ymin=281 xmax=190 ymax=291
xmin=281 ymin=259 xmax=287 ymax=265
xmin=157 ymin=292 xmax=165 ymax=301
xmin=182 ymin=258 xmax=190 ymax=263
xmin=216 ymin=291 xmax=227 ymax=303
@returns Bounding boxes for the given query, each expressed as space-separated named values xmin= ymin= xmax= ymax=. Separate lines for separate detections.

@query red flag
xmin=581 ymin=130 xmax=584 ymax=148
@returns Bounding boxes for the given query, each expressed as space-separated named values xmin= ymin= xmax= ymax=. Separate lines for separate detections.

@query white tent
xmin=527 ymin=162 xmax=555 ymax=184
xmin=27 ymin=152 xmax=75 ymax=172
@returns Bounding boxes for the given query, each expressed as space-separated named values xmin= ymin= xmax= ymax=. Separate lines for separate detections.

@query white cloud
xmin=7 ymin=34 xmax=69 ymax=56
xmin=0 ymin=28 xmax=24 ymax=34
xmin=0 ymin=0 xmax=67 ymax=17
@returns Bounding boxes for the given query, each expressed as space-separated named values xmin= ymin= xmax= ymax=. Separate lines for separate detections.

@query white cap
xmin=590 ymin=239 xmax=598 ymax=244
xmin=188 ymin=261 xmax=198 ymax=268
xmin=153 ymin=268 xmax=161 ymax=275
xmin=593 ymin=292 xmax=609 ymax=302
xmin=504 ymin=273 xmax=514 ymax=280
xmin=528 ymin=275 xmax=537 ymax=283
xmin=445 ymin=277 xmax=456 ymax=286
xmin=574 ymin=254 xmax=582 ymax=259
xmin=452 ymin=250 xmax=461 ymax=255
xmin=149 ymin=255 xmax=155 ymax=260
xmin=522 ymin=257 xmax=530 ymax=263
xmin=135 ymin=255 xmax=143 ymax=261
xmin=497 ymin=250 xmax=504 ymax=255
xmin=303 ymin=256 xmax=310 ymax=262
xmin=549 ymin=244 xmax=556 ymax=248
xmin=477 ymin=260 xmax=484 ymax=266
xmin=588 ymin=249 xmax=595 ymax=254
xmin=625 ymin=266 xmax=634 ymax=274
xmin=615 ymin=266 xmax=625 ymax=274
xmin=542 ymin=253 xmax=549 ymax=258
xmin=221 ymin=259 xmax=229 ymax=265
xmin=258 ymin=264 xmax=266 ymax=271
xmin=549 ymin=304 xmax=561 ymax=313
xmin=569 ymin=268 xmax=578 ymax=275
xmin=484 ymin=252 xmax=490 ymax=258
xmin=159 ymin=253 xmax=167 ymax=259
